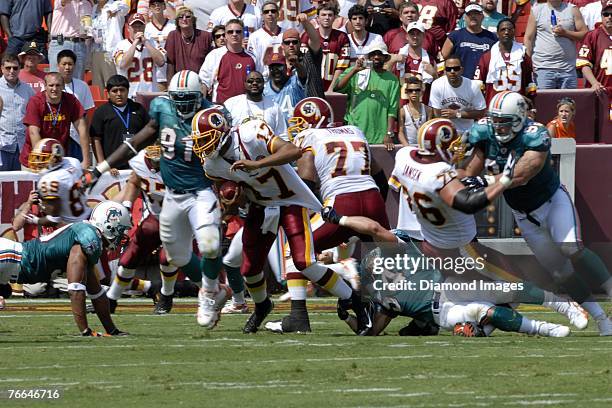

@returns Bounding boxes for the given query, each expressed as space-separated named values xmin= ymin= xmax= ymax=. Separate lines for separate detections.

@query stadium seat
xmin=84 ymin=70 xmax=93 ymax=85
xmin=89 ymin=85 xmax=103 ymax=100
xmin=37 ymin=63 xmax=50 ymax=73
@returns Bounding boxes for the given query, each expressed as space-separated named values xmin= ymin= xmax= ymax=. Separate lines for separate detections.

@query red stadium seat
xmin=84 ymin=70 xmax=93 ymax=85
xmin=89 ymin=85 xmax=103 ymax=100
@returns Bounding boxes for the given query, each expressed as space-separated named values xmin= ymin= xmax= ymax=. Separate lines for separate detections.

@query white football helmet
xmin=89 ymin=201 xmax=132 ymax=251
xmin=487 ymin=91 xmax=528 ymax=143
xmin=168 ymin=70 xmax=202 ymax=119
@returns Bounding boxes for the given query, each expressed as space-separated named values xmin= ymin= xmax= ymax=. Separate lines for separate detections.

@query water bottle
xmin=550 ymin=10 xmax=557 ymax=28
xmin=243 ymin=26 xmax=250 ymax=40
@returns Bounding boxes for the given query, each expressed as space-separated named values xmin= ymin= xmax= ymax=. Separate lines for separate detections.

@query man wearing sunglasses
xmin=429 ymin=55 xmax=486 ymax=135
xmin=207 ymin=0 xmax=261 ymax=32
xmin=577 ymin=1 xmax=612 ymax=97
xmin=247 ymin=1 xmax=283 ymax=80
xmin=199 ymin=18 xmax=256 ymax=103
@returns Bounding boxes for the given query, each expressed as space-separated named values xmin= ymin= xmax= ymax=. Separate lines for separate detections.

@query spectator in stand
xmin=386 ymin=22 xmax=437 ymax=96
xmin=474 ymin=18 xmax=536 ymax=104
xmin=20 ymin=73 xmax=90 ymax=170
xmin=113 ymin=13 xmax=166 ymax=98
xmin=165 ymin=6 xmax=213 ymax=79
xmin=145 ymin=0 xmax=177 ymax=92
xmin=414 ymin=0 xmax=459 ymax=54
xmin=384 ymin=2 xmax=437 ymax=64
xmin=224 ymin=70 xmax=288 ymax=139
xmin=0 ymin=0 xmax=52 ymax=58
xmin=441 ymin=3 xmax=497 ymax=79
xmin=47 ymin=0 xmax=93 ymax=80
xmin=207 ymin=0 xmax=261 ymax=32
xmin=281 ymin=16 xmax=324 ymax=99
xmin=0 ymin=54 xmax=35 ymax=171
xmin=364 ymin=0 xmax=401 ymax=36
xmin=248 ymin=1 xmax=284 ymax=80
xmin=577 ymin=2 xmax=612 ymax=96
xmin=57 ymin=49 xmax=94 ymax=162
xmin=273 ymin=0 xmax=316 ymax=31
xmin=212 ymin=25 xmax=226 ymax=48
xmin=91 ymin=0 xmax=128 ymax=91
xmin=546 ymin=97 xmax=576 ymax=138
xmin=91 ymin=75 xmax=150 ymax=174
xmin=397 ymin=76 xmax=431 ymax=145
xmin=580 ymin=0 xmax=607 ymax=30
xmin=310 ymin=0 xmax=350 ymax=32
xmin=429 ymin=55 xmax=486 ymax=135
xmin=524 ymin=0 xmax=587 ymax=89
xmin=334 ymin=44 xmax=399 ymax=148
xmin=457 ymin=0 xmax=507 ymax=32
xmin=18 ymin=42 xmax=46 ymax=94
xmin=199 ymin=18 xmax=256 ymax=103
xmin=346 ymin=5 xmax=385 ymax=64
xmin=263 ymin=48 xmax=306 ymax=130
xmin=301 ymin=2 xmax=350 ymax=92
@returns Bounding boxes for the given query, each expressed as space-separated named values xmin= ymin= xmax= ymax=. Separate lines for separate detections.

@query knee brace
xmin=88 ymin=287 xmax=106 ymax=300
xmin=195 ymin=224 xmax=220 ymax=259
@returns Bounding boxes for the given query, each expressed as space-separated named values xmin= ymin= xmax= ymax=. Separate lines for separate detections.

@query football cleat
xmin=597 ymin=317 xmax=612 ymax=336
xmin=153 ymin=293 xmax=174 ymax=315
xmin=221 ymin=300 xmax=250 ymax=314
xmin=554 ymin=301 xmax=588 ymax=330
xmin=196 ymin=284 xmax=232 ymax=329
xmin=453 ymin=321 xmax=486 ymax=337
xmin=107 ymin=328 xmax=129 ymax=336
xmin=264 ymin=314 xmax=311 ymax=334
xmin=535 ymin=321 xmax=571 ymax=337
xmin=243 ymin=298 xmax=274 ymax=334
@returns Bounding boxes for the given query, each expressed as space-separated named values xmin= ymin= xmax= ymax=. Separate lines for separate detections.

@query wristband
xmin=484 ymin=175 xmax=496 ymax=185
xmin=499 ymin=175 xmax=512 ymax=188
xmin=339 ymin=216 xmax=348 ymax=226
xmin=95 ymin=160 xmax=111 ymax=175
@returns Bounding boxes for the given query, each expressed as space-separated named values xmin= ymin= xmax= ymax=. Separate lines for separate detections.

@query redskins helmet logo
xmin=208 ymin=112 xmax=225 ymax=128
xmin=438 ymin=125 xmax=453 ymax=142
xmin=300 ymin=101 xmax=318 ymax=118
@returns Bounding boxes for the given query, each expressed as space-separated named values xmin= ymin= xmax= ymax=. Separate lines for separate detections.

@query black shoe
xmin=107 ymin=328 xmax=129 ymax=336
xmin=153 ymin=293 xmax=173 ymax=315
xmin=243 ymin=298 xmax=274 ymax=334
xmin=109 ymin=298 xmax=117 ymax=314
xmin=264 ymin=314 xmax=311 ymax=333
xmin=339 ymin=291 xmax=372 ymax=336
xmin=146 ymin=281 xmax=161 ymax=300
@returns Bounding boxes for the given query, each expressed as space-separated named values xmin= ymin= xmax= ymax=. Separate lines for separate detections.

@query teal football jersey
xmin=393 ymin=268 xmax=441 ymax=323
xmin=20 ymin=223 xmax=103 ymax=283
xmin=469 ymin=119 xmax=559 ymax=213
xmin=149 ymin=96 xmax=213 ymax=192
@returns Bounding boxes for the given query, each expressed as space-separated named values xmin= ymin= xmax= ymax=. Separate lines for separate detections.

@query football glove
xmin=321 ymin=206 xmax=341 ymax=225
xmin=500 ymin=151 xmax=516 ymax=188
xmin=460 ymin=176 xmax=488 ymax=190
xmin=452 ymin=321 xmax=486 ymax=337
xmin=81 ymin=169 xmax=101 ymax=193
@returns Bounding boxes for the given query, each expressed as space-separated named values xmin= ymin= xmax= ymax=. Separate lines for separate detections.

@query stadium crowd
xmin=0 ymin=0 xmax=611 ymax=338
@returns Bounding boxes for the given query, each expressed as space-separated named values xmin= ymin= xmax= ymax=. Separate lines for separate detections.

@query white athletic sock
xmin=580 ymin=298 xmax=607 ymax=321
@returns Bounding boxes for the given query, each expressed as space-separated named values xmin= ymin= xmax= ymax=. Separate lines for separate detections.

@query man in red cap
xmin=578 ymin=0 xmax=612 ymax=96
xmin=280 ymin=13 xmax=325 ymax=99
xmin=18 ymin=41 xmax=46 ymax=94
xmin=113 ymin=13 xmax=166 ymax=97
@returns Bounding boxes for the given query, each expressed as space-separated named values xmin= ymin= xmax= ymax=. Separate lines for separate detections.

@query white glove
xmin=499 ymin=151 xmax=516 ymax=188
xmin=23 ymin=214 xmax=40 ymax=225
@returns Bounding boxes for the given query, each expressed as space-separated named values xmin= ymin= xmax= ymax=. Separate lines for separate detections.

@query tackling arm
xmin=230 ymin=137 xmax=302 ymax=171
xmin=503 ymin=149 xmax=546 ymax=188
xmin=439 ymin=177 xmax=508 ymax=215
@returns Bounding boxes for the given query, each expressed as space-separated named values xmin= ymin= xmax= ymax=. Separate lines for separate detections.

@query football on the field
xmin=219 ymin=180 xmax=240 ymax=202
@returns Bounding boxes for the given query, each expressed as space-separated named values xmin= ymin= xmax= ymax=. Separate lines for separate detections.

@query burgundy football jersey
xmin=383 ymin=27 xmax=438 ymax=60
xmin=577 ymin=26 xmax=612 ymax=89
xmin=414 ymin=0 xmax=459 ymax=52
xmin=301 ymin=29 xmax=350 ymax=90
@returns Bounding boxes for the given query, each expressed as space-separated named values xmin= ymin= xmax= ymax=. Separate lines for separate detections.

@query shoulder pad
xmin=468 ymin=119 xmax=492 ymax=145
xmin=521 ymin=122 xmax=551 ymax=149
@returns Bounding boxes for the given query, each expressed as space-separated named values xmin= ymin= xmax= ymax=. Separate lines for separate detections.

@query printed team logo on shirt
xmin=236 ymin=63 xmax=243 ymax=70
xmin=43 ymin=113 xmax=66 ymax=122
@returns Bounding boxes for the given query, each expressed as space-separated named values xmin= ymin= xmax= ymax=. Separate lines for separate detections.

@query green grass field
xmin=1 ymin=298 xmax=611 ymax=407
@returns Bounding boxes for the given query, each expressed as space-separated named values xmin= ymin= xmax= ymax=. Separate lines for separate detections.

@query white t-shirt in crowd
xmin=428 ymin=76 xmax=486 ymax=135
xmin=224 ymin=94 xmax=288 ymax=140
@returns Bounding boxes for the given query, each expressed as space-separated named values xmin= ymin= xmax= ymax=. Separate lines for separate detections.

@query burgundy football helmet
xmin=28 ymin=138 xmax=64 ymax=172
xmin=191 ymin=107 xmax=231 ymax=160
xmin=287 ymin=97 xmax=334 ymax=139
xmin=417 ymin=118 xmax=465 ymax=164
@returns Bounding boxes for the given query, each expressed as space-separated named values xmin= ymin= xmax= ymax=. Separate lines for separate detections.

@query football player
xmin=191 ymin=108 xmax=372 ymax=335
xmin=0 ymin=201 xmax=131 ymax=336
xmin=17 ymin=138 xmax=90 ymax=229
xmin=322 ymin=210 xmax=571 ymax=338
xmin=388 ymin=118 xmax=589 ymax=329
xmin=84 ymin=70 xmax=230 ymax=329
xmin=464 ymin=91 xmax=612 ymax=336
xmin=106 ymin=144 xmax=202 ymax=314
xmin=264 ymin=97 xmax=389 ymax=333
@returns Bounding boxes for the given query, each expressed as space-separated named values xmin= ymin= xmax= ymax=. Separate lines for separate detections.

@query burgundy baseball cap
xmin=128 ymin=13 xmax=146 ymax=26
